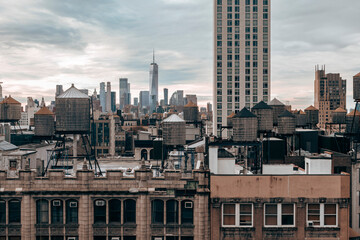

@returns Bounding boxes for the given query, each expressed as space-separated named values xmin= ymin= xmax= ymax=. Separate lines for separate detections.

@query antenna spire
xmin=153 ymin=49 xmax=155 ymax=63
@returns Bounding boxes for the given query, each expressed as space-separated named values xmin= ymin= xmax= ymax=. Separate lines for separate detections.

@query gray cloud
xmin=0 ymin=0 xmax=359 ymax=109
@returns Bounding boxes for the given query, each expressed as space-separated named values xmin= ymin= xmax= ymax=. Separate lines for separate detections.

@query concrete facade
xmin=213 ymin=0 xmax=271 ymax=137
xmin=211 ymin=175 xmax=350 ymax=240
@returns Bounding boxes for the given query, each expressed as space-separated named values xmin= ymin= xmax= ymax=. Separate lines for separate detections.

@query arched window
xmin=151 ymin=200 xmax=164 ymax=224
xmin=0 ymin=200 xmax=6 ymax=223
xmin=94 ymin=199 xmax=106 ymax=224
xmin=141 ymin=149 xmax=148 ymax=160
xmin=108 ymin=199 xmax=121 ymax=223
xmin=166 ymin=200 xmax=179 ymax=224
xmin=124 ymin=199 xmax=136 ymax=223
xmin=66 ymin=199 xmax=78 ymax=224
xmin=181 ymin=200 xmax=193 ymax=224
xmin=36 ymin=199 xmax=49 ymax=224
xmin=51 ymin=199 xmax=63 ymax=224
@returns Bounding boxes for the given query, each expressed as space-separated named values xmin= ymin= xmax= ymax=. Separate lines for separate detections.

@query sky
xmin=0 ymin=0 xmax=360 ymax=109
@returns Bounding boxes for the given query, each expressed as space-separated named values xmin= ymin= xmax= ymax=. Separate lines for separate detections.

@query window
xmin=66 ymin=200 xmax=78 ymax=224
xmin=264 ymin=204 xmax=295 ymax=227
xmin=94 ymin=199 xmax=106 ymax=224
xmin=108 ymin=199 xmax=121 ymax=224
xmin=222 ymin=203 xmax=253 ymax=227
xmin=37 ymin=199 xmax=49 ymax=224
xmin=307 ymin=204 xmax=337 ymax=227
xmin=124 ymin=199 xmax=136 ymax=223
xmin=181 ymin=201 xmax=193 ymax=224
xmin=167 ymin=200 xmax=179 ymax=224
xmin=51 ymin=200 xmax=63 ymax=224
xmin=0 ymin=200 xmax=5 ymax=223
xmin=152 ymin=200 xmax=164 ymax=224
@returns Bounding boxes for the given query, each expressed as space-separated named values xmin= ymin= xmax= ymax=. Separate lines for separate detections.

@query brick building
xmin=210 ymin=175 xmax=350 ymax=240
xmin=0 ymin=165 xmax=210 ymax=240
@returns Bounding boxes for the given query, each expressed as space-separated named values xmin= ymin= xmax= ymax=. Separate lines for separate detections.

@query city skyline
xmin=0 ymin=0 xmax=360 ymax=109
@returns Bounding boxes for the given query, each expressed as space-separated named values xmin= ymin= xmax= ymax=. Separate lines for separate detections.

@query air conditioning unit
xmin=68 ymin=237 xmax=76 ymax=240
xmin=53 ymin=200 xmax=61 ymax=206
xmin=185 ymin=202 xmax=193 ymax=209
xmin=69 ymin=202 xmax=78 ymax=208
xmin=95 ymin=200 xmax=105 ymax=206
xmin=307 ymin=221 xmax=314 ymax=227
xmin=111 ymin=238 xmax=120 ymax=240
xmin=154 ymin=238 xmax=163 ymax=240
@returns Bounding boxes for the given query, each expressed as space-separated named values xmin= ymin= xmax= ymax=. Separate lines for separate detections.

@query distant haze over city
xmin=0 ymin=0 xmax=359 ymax=109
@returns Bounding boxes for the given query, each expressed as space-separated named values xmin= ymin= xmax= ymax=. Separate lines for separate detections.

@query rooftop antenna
xmin=153 ymin=49 xmax=155 ymax=64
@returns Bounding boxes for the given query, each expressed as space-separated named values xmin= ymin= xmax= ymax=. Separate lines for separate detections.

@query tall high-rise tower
xmin=99 ymin=82 xmax=106 ymax=112
xmin=164 ymin=88 xmax=168 ymax=106
xmin=119 ymin=78 xmax=129 ymax=110
xmin=213 ymin=0 xmax=271 ymax=137
xmin=149 ymin=50 xmax=159 ymax=113
xmin=106 ymin=82 xmax=112 ymax=113
xmin=314 ymin=65 xmax=346 ymax=129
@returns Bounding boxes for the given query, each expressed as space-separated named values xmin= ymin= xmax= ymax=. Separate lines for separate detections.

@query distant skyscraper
xmin=139 ymin=91 xmax=150 ymax=110
xmin=100 ymin=82 xmax=106 ymax=112
xmin=119 ymin=78 xmax=130 ymax=110
xmin=164 ymin=88 xmax=168 ymax=106
xmin=169 ymin=90 xmax=184 ymax=106
xmin=134 ymin=97 xmax=139 ymax=106
xmin=55 ymin=85 xmax=63 ymax=98
xmin=213 ymin=0 xmax=271 ymax=136
xmin=127 ymin=83 xmax=131 ymax=105
xmin=185 ymin=94 xmax=197 ymax=105
xmin=106 ymin=82 xmax=112 ymax=113
xmin=149 ymin=51 xmax=158 ymax=113
xmin=111 ymin=91 xmax=116 ymax=112
xmin=314 ymin=65 xmax=346 ymax=128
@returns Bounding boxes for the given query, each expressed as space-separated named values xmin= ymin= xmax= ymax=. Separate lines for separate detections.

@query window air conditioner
xmin=154 ymin=238 xmax=163 ymax=240
xmin=307 ymin=221 xmax=314 ymax=227
xmin=185 ymin=202 xmax=193 ymax=209
xmin=95 ymin=200 xmax=105 ymax=206
xmin=69 ymin=202 xmax=78 ymax=208
xmin=53 ymin=200 xmax=61 ymax=206
xmin=111 ymin=238 xmax=120 ymax=240
xmin=67 ymin=237 xmax=76 ymax=240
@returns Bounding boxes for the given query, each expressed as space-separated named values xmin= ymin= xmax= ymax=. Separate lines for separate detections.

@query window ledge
xmin=305 ymin=227 xmax=340 ymax=231
xmin=263 ymin=227 xmax=297 ymax=231
xmin=180 ymin=224 xmax=194 ymax=228
xmin=221 ymin=227 xmax=255 ymax=231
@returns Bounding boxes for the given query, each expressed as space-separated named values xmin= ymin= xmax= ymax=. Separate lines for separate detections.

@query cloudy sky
xmin=0 ymin=0 xmax=359 ymax=109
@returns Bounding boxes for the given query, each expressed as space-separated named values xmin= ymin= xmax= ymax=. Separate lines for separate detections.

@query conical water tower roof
xmin=35 ymin=107 xmax=54 ymax=115
xmin=163 ymin=114 xmax=185 ymax=123
xmin=269 ymin=98 xmax=284 ymax=106
xmin=252 ymin=101 xmax=272 ymax=109
xmin=234 ymin=107 xmax=257 ymax=118
xmin=57 ymin=84 xmax=89 ymax=99
xmin=279 ymin=110 xmax=295 ymax=118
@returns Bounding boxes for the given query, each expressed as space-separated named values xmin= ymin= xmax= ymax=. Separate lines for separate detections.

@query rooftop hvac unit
xmin=69 ymin=202 xmax=78 ymax=208
xmin=185 ymin=202 xmax=193 ymax=209
xmin=52 ymin=200 xmax=61 ymax=207
xmin=95 ymin=200 xmax=105 ymax=206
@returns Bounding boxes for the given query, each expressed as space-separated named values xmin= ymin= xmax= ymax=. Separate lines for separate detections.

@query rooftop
xmin=163 ymin=114 xmax=185 ymax=123
xmin=57 ymin=84 xmax=90 ymax=99
xmin=269 ymin=98 xmax=285 ymax=106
